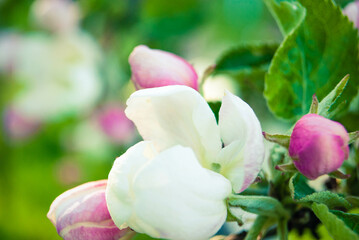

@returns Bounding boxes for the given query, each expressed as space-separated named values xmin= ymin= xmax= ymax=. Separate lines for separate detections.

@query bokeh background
xmin=0 ymin=0 xmax=353 ymax=239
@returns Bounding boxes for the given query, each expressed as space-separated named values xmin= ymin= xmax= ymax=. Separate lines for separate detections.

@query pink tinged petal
xmin=106 ymin=142 xmax=231 ymax=240
xmin=125 ymin=85 xmax=222 ymax=168
xmin=129 ymin=45 xmax=198 ymax=90
xmin=289 ymin=114 xmax=349 ymax=180
xmin=61 ymin=222 xmax=126 ymax=240
xmin=343 ymin=1 xmax=359 ymax=28
xmin=47 ymin=180 xmax=128 ymax=240
xmin=217 ymin=91 xmax=264 ymax=193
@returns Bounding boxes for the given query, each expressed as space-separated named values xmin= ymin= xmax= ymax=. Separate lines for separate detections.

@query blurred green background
xmin=0 ymin=0 xmax=352 ymax=239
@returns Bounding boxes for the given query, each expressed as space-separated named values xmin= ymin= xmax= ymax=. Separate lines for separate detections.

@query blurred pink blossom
xmin=4 ymin=108 xmax=40 ymax=140
xmin=97 ymin=105 xmax=135 ymax=144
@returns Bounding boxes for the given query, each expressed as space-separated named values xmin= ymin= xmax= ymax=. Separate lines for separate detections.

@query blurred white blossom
xmin=0 ymin=32 xmax=102 ymax=123
xmin=32 ymin=0 xmax=80 ymax=34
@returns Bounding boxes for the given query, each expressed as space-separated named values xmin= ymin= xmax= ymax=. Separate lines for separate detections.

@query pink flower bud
xmin=47 ymin=180 xmax=130 ymax=240
xmin=289 ymin=114 xmax=349 ymax=180
xmin=129 ymin=45 xmax=198 ymax=90
xmin=343 ymin=1 xmax=359 ymax=28
xmin=97 ymin=104 xmax=135 ymax=144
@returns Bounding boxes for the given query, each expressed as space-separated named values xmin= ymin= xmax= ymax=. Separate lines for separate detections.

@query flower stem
xmin=277 ymin=218 xmax=288 ymax=240
xmin=244 ymin=215 xmax=268 ymax=240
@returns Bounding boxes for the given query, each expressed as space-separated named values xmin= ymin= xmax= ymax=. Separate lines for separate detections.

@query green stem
xmin=277 ymin=218 xmax=288 ymax=240
xmin=244 ymin=215 xmax=268 ymax=240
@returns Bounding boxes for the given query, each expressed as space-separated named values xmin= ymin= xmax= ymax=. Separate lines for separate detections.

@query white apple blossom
xmin=106 ymin=85 xmax=264 ymax=240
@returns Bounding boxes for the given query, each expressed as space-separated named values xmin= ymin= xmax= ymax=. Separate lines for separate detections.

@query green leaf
xmin=214 ymin=43 xmax=279 ymax=92
xmin=263 ymin=0 xmax=306 ymax=36
xmin=300 ymin=191 xmax=351 ymax=209
xmin=317 ymin=74 xmax=350 ymax=118
xmin=289 ymin=174 xmax=351 ymax=209
xmin=289 ymin=173 xmax=315 ymax=200
xmin=215 ymin=42 xmax=279 ymax=73
xmin=311 ymin=203 xmax=359 ymax=240
xmin=264 ymin=0 xmax=359 ymax=120
xmin=347 ymin=196 xmax=359 ymax=208
xmin=331 ymin=210 xmax=359 ymax=234
xmin=228 ymin=194 xmax=289 ymax=219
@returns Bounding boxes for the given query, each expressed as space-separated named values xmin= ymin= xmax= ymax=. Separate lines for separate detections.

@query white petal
xmin=131 ymin=145 xmax=231 ymax=240
xmin=217 ymin=91 xmax=264 ymax=193
xmin=106 ymin=141 xmax=155 ymax=229
xmin=125 ymin=85 xmax=221 ymax=168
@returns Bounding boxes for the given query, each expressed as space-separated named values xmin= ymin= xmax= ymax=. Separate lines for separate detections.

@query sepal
xmin=262 ymin=132 xmax=290 ymax=148
xmin=275 ymin=162 xmax=298 ymax=173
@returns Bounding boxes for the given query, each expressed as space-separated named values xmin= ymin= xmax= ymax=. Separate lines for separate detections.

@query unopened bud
xmin=47 ymin=180 xmax=131 ymax=240
xmin=129 ymin=45 xmax=198 ymax=90
xmin=289 ymin=114 xmax=349 ymax=180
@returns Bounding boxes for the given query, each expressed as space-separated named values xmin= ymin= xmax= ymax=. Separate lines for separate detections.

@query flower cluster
xmin=48 ymin=45 xmax=354 ymax=240
xmin=48 ymin=46 xmax=265 ymax=240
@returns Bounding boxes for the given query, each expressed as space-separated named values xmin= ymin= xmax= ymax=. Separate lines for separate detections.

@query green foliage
xmin=347 ymin=196 xmax=359 ymax=208
xmin=289 ymin=174 xmax=351 ymax=209
xmin=289 ymin=173 xmax=315 ymax=199
xmin=317 ymin=75 xmax=349 ymax=118
xmin=264 ymin=0 xmax=359 ymax=120
xmin=300 ymin=191 xmax=351 ymax=209
xmin=215 ymin=43 xmax=278 ymax=73
xmin=244 ymin=216 xmax=271 ymax=240
xmin=228 ymin=194 xmax=289 ymax=219
xmin=331 ymin=210 xmax=359 ymax=234
xmin=311 ymin=203 xmax=359 ymax=240
xmin=263 ymin=0 xmax=306 ymax=36
xmin=213 ymin=42 xmax=278 ymax=93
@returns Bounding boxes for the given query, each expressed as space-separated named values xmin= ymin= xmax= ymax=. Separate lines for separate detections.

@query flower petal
xmin=47 ymin=180 xmax=128 ymax=240
xmin=106 ymin=141 xmax=155 ymax=229
xmin=143 ymin=146 xmax=231 ymax=239
xmin=217 ymin=91 xmax=264 ymax=193
xmin=129 ymin=45 xmax=198 ymax=90
xmin=125 ymin=85 xmax=221 ymax=168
